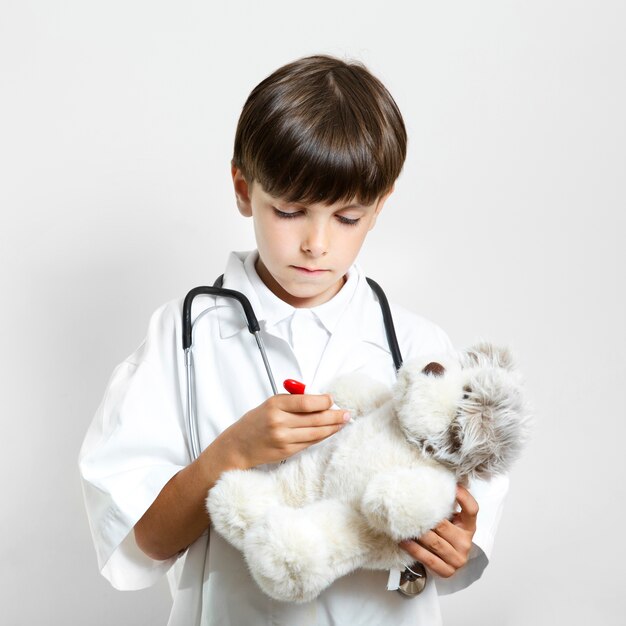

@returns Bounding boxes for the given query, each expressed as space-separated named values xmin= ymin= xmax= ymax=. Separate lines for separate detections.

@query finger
xmin=455 ymin=484 xmax=479 ymax=528
xmin=415 ymin=530 xmax=466 ymax=571
xmin=285 ymin=409 xmax=351 ymax=429
xmin=275 ymin=393 xmax=334 ymax=413
xmin=285 ymin=422 xmax=347 ymax=445
xmin=432 ymin=519 xmax=473 ymax=557
xmin=279 ymin=424 xmax=346 ymax=456
xmin=398 ymin=539 xmax=456 ymax=579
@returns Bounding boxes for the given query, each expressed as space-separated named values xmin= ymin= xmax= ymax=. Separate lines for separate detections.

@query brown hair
xmin=232 ymin=55 xmax=407 ymax=206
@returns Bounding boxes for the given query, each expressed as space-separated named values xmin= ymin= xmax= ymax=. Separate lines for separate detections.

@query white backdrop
xmin=1 ymin=1 xmax=624 ymax=624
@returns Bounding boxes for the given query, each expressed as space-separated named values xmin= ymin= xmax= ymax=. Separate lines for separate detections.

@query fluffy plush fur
xmin=207 ymin=342 xmax=531 ymax=603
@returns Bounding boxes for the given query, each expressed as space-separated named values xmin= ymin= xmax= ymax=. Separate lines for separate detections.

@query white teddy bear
xmin=206 ymin=342 xmax=530 ymax=603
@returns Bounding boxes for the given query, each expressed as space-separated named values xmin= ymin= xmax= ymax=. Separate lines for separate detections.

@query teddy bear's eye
xmin=449 ymin=423 xmax=463 ymax=453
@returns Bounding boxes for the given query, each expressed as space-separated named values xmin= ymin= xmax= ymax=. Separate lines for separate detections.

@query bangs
xmin=249 ymin=101 xmax=401 ymax=206
xmin=234 ymin=56 xmax=407 ymax=206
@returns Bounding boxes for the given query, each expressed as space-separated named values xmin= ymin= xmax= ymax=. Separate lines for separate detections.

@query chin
xmin=289 ymin=287 xmax=327 ymax=301
xmin=280 ymin=285 xmax=331 ymax=307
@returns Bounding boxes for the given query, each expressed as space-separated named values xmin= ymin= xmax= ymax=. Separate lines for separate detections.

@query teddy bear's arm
xmin=326 ymin=372 xmax=392 ymax=418
xmin=360 ymin=465 xmax=458 ymax=541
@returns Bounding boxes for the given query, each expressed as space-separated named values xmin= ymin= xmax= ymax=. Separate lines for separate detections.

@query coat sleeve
xmin=391 ymin=304 xmax=510 ymax=594
xmin=78 ymin=300 xmax=191 ymax=590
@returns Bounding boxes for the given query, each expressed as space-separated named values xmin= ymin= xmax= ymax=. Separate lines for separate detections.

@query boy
xmin=79 ymin=54 xmax=508 ymax=625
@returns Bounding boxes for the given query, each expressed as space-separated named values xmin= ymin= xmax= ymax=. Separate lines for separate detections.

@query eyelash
xmin=273 ymin=208 xmax=360 ymax=226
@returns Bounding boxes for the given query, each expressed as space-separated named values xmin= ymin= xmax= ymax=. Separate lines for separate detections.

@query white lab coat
xmin=79 ymin=250 xmax=509 ymax=626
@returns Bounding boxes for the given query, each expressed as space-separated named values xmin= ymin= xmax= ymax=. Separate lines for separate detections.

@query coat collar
xmin=215 ymin=251 xmax=391 ymax=355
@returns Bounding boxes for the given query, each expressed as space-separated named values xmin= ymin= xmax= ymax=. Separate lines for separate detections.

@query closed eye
xmin=336 ymin=215 xmax=360 ymax=226
xmin=273 ymin=208 xmax=301 ymax=219
xmin=273 ymin=207 xmax=360 ymax=226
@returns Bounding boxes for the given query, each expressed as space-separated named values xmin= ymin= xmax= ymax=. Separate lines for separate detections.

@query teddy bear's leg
xmin=207 ymin=469 xmax=284 ymax=551
xmin=207 ymin=448 xmax=327 ymax=551
xmin=242 ymin=499 xmax=376 ymax=603
xmin=360 ymin=465 xmax=457 ymax=541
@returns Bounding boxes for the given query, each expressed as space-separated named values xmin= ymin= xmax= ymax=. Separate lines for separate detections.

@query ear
xmin=367 ymin=185 xmax=394 ymax=231
xmin=231 ymin=162 xmax=253 ymax=217
xmin=463 ymin=342 xmax=517 ymax=371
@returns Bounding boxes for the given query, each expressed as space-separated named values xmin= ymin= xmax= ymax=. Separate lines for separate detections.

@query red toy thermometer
xmin=283 ymin=379 xmax=306 ymax=395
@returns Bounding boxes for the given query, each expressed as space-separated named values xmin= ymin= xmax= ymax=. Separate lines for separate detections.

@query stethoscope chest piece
xmin=397 ymin=562 xmax=427 ymax=597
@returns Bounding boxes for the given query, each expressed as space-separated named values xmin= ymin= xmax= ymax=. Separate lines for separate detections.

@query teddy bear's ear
xmin=463 ymin=342 xmax=517 ymax=371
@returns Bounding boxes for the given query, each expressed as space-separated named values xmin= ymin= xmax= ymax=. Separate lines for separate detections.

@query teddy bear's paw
xmin=360 ymin=466 xmax=457 ymax=541
xmin=327 ymin=372 xmax=391 ymax=418
xmin=243 ymin=508 xmax=335 ymax=603
xmin=207 ymin=469 xmax=278 ymax=550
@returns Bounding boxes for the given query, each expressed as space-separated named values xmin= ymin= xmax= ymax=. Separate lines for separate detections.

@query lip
xmin=291 ymin=265 xmax=329 ymax=275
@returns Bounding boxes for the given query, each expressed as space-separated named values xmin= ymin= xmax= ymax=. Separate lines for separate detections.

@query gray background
xmin=1 ymin=1 xmax=624 ymax=624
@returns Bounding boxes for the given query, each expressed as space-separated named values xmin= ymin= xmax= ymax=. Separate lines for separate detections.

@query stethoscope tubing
xmin=183 ymin=276 xmax=279 ymax=459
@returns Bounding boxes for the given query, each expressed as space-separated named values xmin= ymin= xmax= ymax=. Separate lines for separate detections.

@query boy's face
xmin=232 ymin=165 xmax=393 ymax=308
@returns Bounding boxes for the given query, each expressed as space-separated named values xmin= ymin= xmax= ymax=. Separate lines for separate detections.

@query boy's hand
xmin=223 ymin=393 xmax=350 ymax=468
xmin=398 ymin=485 xmax=478 ymax=578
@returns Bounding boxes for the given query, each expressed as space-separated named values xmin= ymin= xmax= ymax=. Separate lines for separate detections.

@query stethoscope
xmin=182 ymin=275 xmax=427 ymax=597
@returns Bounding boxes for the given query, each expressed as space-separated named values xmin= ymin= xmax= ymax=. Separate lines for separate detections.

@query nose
xmin=301 ymin=221 xmax=329 ymax=257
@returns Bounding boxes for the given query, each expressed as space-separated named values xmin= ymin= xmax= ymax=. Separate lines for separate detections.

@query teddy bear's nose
xmin=422 ymin=362 xmax=445 ymax=376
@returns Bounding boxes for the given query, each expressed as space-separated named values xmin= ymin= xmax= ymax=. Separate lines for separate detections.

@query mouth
xmin=291 ymin=266 xmax=330 ymax=275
